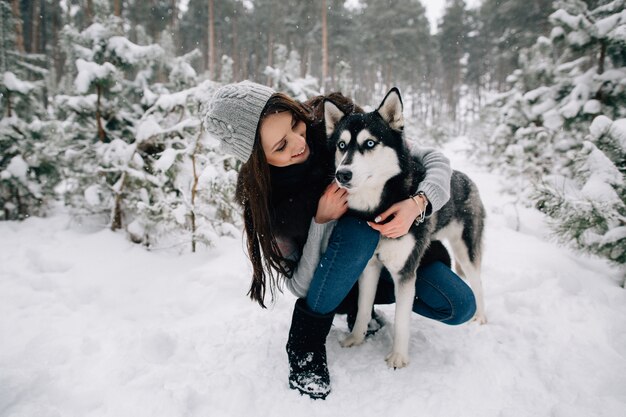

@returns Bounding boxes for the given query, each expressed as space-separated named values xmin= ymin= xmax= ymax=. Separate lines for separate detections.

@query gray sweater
xmin=280 ymin=145 xmax=452 ymax=298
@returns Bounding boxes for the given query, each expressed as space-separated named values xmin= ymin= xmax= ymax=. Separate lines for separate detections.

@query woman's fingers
xmin=368 ymin=218 xmax=408 ymax=239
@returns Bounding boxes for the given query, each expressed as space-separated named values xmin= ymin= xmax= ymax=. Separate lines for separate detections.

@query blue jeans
xmin=306 ymin=216 xmax=379 ymax=314
xmin=375 ymin=261 xmax=477 ymax=325
xmin=305 ymin=216 xmax=476 ymax=325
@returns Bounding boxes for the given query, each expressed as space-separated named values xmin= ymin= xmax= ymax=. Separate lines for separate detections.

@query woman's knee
xmin=336 ymin=216 xmax=379 ymax=260
xmin=443 ymin=281 xmax=476 ymax=325
xmin=420 ymin=261 xmax=477 ymax=326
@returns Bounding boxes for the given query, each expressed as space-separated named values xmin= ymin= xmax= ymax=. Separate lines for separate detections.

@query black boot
xmin=286 ymin=298 xmax=334 ymax=400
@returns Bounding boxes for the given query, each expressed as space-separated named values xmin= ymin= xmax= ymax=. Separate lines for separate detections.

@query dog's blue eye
xmin=338 ymin=141 xmax=346 ymax=150
xmin=365 ymin=140 xmax=376 ymax=149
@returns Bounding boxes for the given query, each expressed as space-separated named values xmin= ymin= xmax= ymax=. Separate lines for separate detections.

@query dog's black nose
xmin=336 ymin=169 xmax=352 ymax=185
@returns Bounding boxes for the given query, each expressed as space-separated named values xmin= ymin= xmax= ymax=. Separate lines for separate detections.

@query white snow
xmin=610 ymin=119 xmax=626 ymax=150
xmin=136 ymin=117 xmax=164 ymax=143
xmin=83 ymin=184 xmax=101 ymax=207
xmin=579 ymin=142 xmax=623 ymax=203
xmin=56 ymin=94 xmax=97 ymax=112
xmin=172 ymin=205 xmax=188 ymax=225
xmin=2 ymin=71 xmax=35 ymax=94
xmin=590 ymin=116 xmax=626 ymax=151
xmin=4 ymin=155 xmax=29 ymax=182
xmin=127 ymin=219 xmax=146 ymax=240
xmin=97 ymin=139 xmax=137 ymax=166
xmin=601 ymin=226 xmax=626 ymax=246
xmin=1 ymin=137 xmax=625 ymax=417
xmin=596 ymin=9 xmax=626 ymax=37
xmin=550 ymin=9 xmax=583 ymax=30
xmin=590 ymin=115 xmax=613 ymax=138
xmin=543 ymin=109 xmax=564 ymax=130
xmin=74 ymin=59 xmax=118 ymax=94
xmin=582 ymin=99 xmax=601 ymax=114
xmin=154 ymin=149 xmax=179 ymax=172
xmin=107 ymin=37 xmax=165 ymax=65
xmin=550 ymin=26 xmax=565 ymax=39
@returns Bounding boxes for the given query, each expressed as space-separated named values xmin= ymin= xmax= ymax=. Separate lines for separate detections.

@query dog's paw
xmin=340 ymin=333 xmax=365 ymax=348
xmin=472 ymin=313 xmax=488 ymax=325
xmin=385 ymin=351 xmax=409 ymax=369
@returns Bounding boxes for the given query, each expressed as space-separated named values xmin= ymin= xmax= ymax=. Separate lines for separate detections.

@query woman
xmin=205 ymin=81 xmax=476 ymax=400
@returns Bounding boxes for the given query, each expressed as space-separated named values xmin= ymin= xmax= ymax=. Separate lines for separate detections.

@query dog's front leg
xmin=386 ymin=272 xmax=416 ymax=369
xmin=340 ymin=259 xmax=381 ymax=348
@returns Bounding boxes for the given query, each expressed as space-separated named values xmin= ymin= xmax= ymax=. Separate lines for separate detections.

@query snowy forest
xmin=2 ymin=1 xmax=626 ymax=415
xmin=1 ymin=0 xmax=625 ymax=269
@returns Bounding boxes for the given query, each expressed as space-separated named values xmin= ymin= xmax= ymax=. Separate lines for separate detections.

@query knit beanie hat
xmin=204 ymin=80 xmax=276 ymax=162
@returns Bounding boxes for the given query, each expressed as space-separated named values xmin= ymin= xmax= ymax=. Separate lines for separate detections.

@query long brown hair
xmin=235 ymin=93 xmax=313 ymax=308
xmin=235 ymin=91 xmax=362 ymax=308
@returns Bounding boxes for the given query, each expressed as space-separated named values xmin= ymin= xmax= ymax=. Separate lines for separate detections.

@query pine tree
xmin=483 ymin=0 xmax=626 ymax=196
xmin=0 ymin=0 xmax=58 ymax=221
xmin=437 ymin=0 xmax=469 ymax=124
xmin=0 ymin=72 xmax=49 ymax=220
xmin=56 ymin=8 xmax=165 ymax=230
xmin=535 ymin=116 xmax=626 ymax=278
xmin=130 ymin=79 xmax=240 ymax=251
xmin=264 ymin=44 xmax=320 ymax=101
xmin=481 ymin=0 xmax=626 ymax=270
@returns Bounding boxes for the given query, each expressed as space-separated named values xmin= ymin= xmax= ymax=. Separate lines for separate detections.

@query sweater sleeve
xmin=407 ymin=144 xmax=452 ymax=215
xmin=282 ymin=218 xmax=336 ymax=298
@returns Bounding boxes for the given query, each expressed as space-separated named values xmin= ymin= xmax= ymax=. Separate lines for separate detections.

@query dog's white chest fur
xmin=375 ymin=234 xmax=417 ymax=272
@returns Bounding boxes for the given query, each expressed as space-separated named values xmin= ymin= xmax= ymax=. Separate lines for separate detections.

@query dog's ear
xmin=324 ymin=100 xmax=346 ymax=137
xmin=377 ymin=87 xmax=404 ymax=131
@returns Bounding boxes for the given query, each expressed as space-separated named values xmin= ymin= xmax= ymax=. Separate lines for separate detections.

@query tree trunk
xmin=301 ymin=46 xmax=308 ymax=78
xmin=40 ymin=0 xmax=47 ymax=54
xmin=30 ymin=0 xmax=40 ymax=53
xmin=241 ymin=50 xmax=248 ymax=80
xmin=190 ymin=150 xmax=200 ymax=253
xmin=85 ymin=0 xmax=94 ymax=27
xmin=232 ymin=9 xmax=238 ymax=81
xmin=169 ymin=0 xmax=179 ymax=58
xmin=208 ymin=0 xmax=215 ymax=79
xmin=96 ymin=84 xmax=105 ymax=142
xmin=266 ymin=30 xmax=273 ymax=85
xmin=321 ymin=0 xmax=328 ymax=92
xmin=111 ymin=173 xmax=126 ymax=231
xmin=170 ymin=0 xmax=177 ymax=27
xmin=598 ymin=39 xmax=606 ymax=75
xmin=114 ymin=0 xmax=122 ymax=17
xmin=11 ymin=0 xmax=25 ymax=53
xmin=52 ymin=0 xmax=63 ymax=84
xmin=6 ymin=91 xmax=11 ymax=118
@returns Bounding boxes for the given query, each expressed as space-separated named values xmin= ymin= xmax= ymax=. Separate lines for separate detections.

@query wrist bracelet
xmin=411 ymin=191 xmax=428 ymax=225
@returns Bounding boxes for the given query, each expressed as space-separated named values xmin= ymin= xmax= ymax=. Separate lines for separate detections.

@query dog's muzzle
xmin=335 ymin=169 xmax=353 ymax=186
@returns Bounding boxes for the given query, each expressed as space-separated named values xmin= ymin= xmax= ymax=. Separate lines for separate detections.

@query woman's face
xmin=259 ymin=111 xmax=310 ymax=167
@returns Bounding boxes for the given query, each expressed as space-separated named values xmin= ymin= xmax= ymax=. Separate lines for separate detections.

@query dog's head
xmin=324 ymin=88 xmax=406 ymax=193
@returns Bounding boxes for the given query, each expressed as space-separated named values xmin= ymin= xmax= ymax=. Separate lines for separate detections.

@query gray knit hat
xmin=204 ymin=80 xmax=276 ymax=162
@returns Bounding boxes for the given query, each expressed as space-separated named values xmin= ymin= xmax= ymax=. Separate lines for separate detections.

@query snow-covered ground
xmin=1 ymin=138 xmax=625 ymax=417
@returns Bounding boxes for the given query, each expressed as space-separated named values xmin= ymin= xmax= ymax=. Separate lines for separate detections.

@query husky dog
xmin=324 ymin=88 xmax=486 ymax=369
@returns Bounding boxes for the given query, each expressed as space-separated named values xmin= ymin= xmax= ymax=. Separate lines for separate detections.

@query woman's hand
xmin=315 ymin=182 xmax=348 ymax=224
xmin=368 ymin=195 xmax=427 ymax=239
